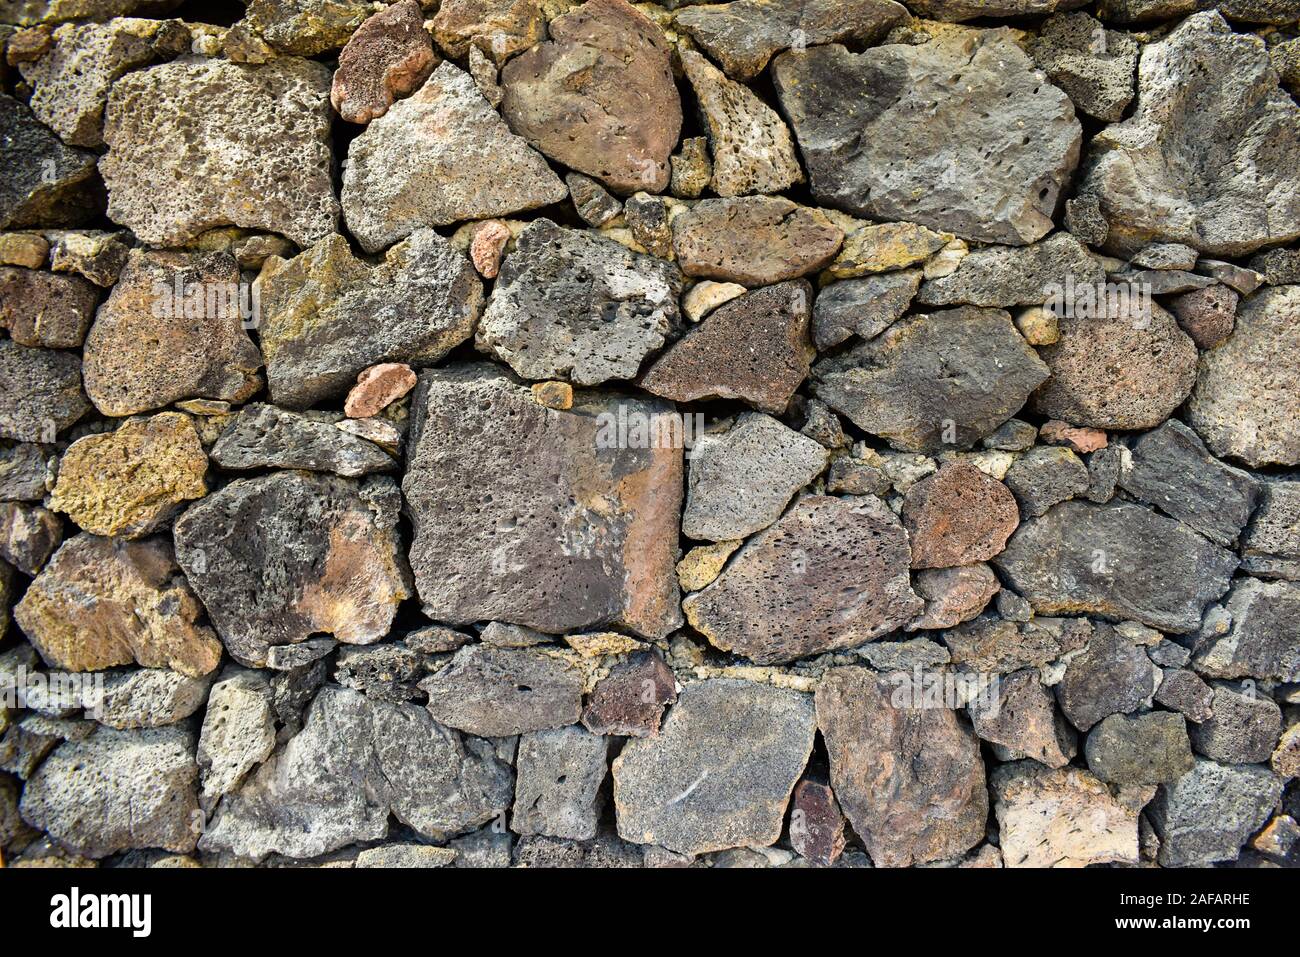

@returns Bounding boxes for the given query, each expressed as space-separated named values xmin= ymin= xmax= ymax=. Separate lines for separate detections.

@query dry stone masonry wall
xmin=0 ymin=0 xmax=1298 ymax=870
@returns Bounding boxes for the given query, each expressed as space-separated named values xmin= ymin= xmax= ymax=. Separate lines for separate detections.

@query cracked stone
xmin=812 ymin=270 xmax=921 ymax=351
xmin=1194 ymin=578 xmax=1300 ymax=683
xmin=0 ymin=501 xmax=60 ymax=574
xmin=1242 ymin=480 xmax=1300 ymax=580
xmin=196 ymin=668 xmax=276 ymax=812
xmin=1029 ymin=12 xmax=1138 ymax=122
xmin=1188 ymin=683 xmax=1282 ymax=764
xmin=0 ymin=93 xmax=101 ymax=230
xmin=907 ymin=563 xmax=1001 ymax=631
xmin=1004 ymin=446 xmax=1090 ymax=518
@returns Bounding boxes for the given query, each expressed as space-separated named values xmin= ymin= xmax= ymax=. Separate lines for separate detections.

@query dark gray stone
xmin=812 ymin=270 xmax=920 ymax=351
xmin=0 ymin=341 xmax=88 ymax=442
xmin=1085 ymin=711 xmax=1195 ymax=784
xmin=1194 ymin=578 xmax=1300 ymax=682
xmin=1148 ymin=758 xmax=1281 ymax=866
xmin=917 ymin=233 xmax=1103 ymax=308
xmin=1189 ymin=684 xmax=1283 ymax=764
xmin=1004 ymin=446 xmax=1090 ymax=518
xmin=1056 ymin=624 xmax=1158 ymax=731
xmin=211 ymin=404 xmax=395 ymax=477
xmin=421 ymin=645 xmax=585 ymax=738
xmin=512 ymin=725 xmax=609 ymax=841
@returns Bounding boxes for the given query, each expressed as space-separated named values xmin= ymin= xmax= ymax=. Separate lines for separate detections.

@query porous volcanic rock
xmin=0 ymin=93 xmax=100 ymax=230
xmin=210 ymin=404 xmax=395 ymax=477
xmin=0 ymin=341 xmax=89 ymax=442
xmin=0 ymin=267 xmax=97 ymax=348
xmin=902 ymin=462 xmax=1020 ymax=569
xmin=670 ymin=197 xmax=842 ymax=286
xmin=683 ymin=495 xmax=922 ymax=664
xmin=404 ymin=364 xmax=682 ymax=638
xmin=421 ymin=645 xmax=585 ymax=738
xmin=173 ymin=472 xmax=412 ymax=668
xmin=330 ymin=0 xmax=437 ymax=124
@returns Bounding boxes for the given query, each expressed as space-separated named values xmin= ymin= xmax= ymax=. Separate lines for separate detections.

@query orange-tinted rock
xmin=0 ymin=267 xmax=97 ymax=348
xmin=902 ymin=462 xmax=1020 ymax=569
xmin=432 ymin=0 xmax=544 ymax=63
xmin=344 ymin=362 xmax=417 ymax=418
xmin=468 ymin=219 xmax=511 ymax=279
xmin=500 ymin=0 xmax=682 ymax=195
xmin=1039 ymin=419 xmax=1107 ymax=453
xmin=671 ymin=197 xmax=842 ymax=286
xmin=639 ymin=280 xmax=814 ymax=414
xmin=15 ymin=533 xmax=222 ymax=677
xmin=331 ymin=0 xmax=438 ymax=124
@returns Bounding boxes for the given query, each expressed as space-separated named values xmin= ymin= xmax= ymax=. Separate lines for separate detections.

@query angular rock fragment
xmin=684 ymin=495 xmax=922 ymax=664
xmin=812 ymin=308 xmax=1049 ymax=453
xmin=238 ymin=0 xmax=372 ymax=55
xmin=20 ymin=725 xmax=198 ymax=858
xmin=1029 ymin=12 xmax=1138 ymax=122
xmin=1195 ymin=579 xmax=1300 ymax=682
xmin=1189 ymin=684 xmax=1282 ymax=765
xmin=1004 ymin=446 xmax=1090 ymax=518
xmin=902 ymin=463 xmax=1019 ymax=569
xmin=200 ymin=686 xmax=513 ymax=860
xmin=15 ymin=534 xmax=222 ymax=677
xmin=0 ymin=341 xmax=88 ymax=442
xmin=1242 ymin=481 xmax=1300 ymax=580
xmin=42 ymin=229 xmax=125 ymax=287
xmin=671 ymin=198 xmax=842 ymax=286
xmin=566 ymin=173 xmax=621 ymax=227
xmin=174 ymin=472 xmax=411 ymax=668
xmin=825 ymin=220 xmax=951 ymax=280
xmin=907 ymin=563 xmax=1000 ymax=631
xmin=82 ymin=249 xmax=262 ymax=417
xmin=613 ymin=679 xmax=815 ymax=856
xmin=476 ymin=219 xmax=683 ymax=386
xmin=501 ymin=0 xmax=681 ymax=195
xmin=1118 ymin=419 xmax=1260 ymax=547
xmin=50 ymin=413 xmax=206 ymax=539
xmin=18 ymin=18 xmax=187 ymax=148
xmin=773 ymin=31 xmax=1080 ymax=245
xmin=0 ymin=501 xmax=60 ymax=574
xmin=333 ymin=643 xmax=430 ymax=702
xmin=1032 ymin=302 xmax=1197 ymax=431
xmin=640 ymin=280 xmax=814 ymax=414
xmin=1186 ymin=285 xmax=1300 ymax=468
xmin=582 ymin=651 xmax=677 ymax=737
xmin=92 ymin=668 xmax=211 ymax=730
xmin=816 ymin=667 xmax=987 ymax=867
xmin=675 ymin=0 xmax=909 ymax=82
xmin=405 ymin=365 xmax=682 ymax=637
xmin=789 ymin=779 xmax=846 ymax=866
xmin=211 ymin=404 xmax=393 ymax=477
xmin=431 ymin=0 xmax=545 ymax=63
xmin=258 ymin=231 xmax=484 ymax=408
xmin=342 ymin=63 xmax=565 ymax=252
xmin=356 ymin=844 xmax=456 ymax=868
xmin=0 ymin=93 xmax=100 ymax=229
xmin=0 ymin=267 xmax=96 ymax=348
xmin=1056 ymin=625 xmax=1158 ymax=731
xmin=1085 ymin=711 xmax=1195 ymax=784
xmin=196 ymin=668 xmax=276 ymax=812
xmin=421 ymin=645 xmax=585 ymax=738
xmin=1154 ymin=668 xmax=1214 ymax=722
xmin=679 ymin=49 xmax=801 ymax=198
xmin=331 ymin=0 xmax=437 ymax=124
xmin=1148 ymin=759 xmax=1282 ymax=866
xmin=682 ymin=413 xmax=827 ymax=542
xmin=101 ymin=57 xmax=337 ymax=247
xmin=1080 ymin=12 xmax=1300 ymax=256
xmin=813 ymin=271 xmax=920 ymax=351
xmin=512 ymin=726 xmax=609 ymax=841
xmin=996 ymin=500 xmax=1238 ymax=633
xmin=969 ymin=669 xmax=1077 ymax=769
xmin=917 ymin=233 xmax=1103 ymax=308
xmin=992 ymin=762 xmax=1151 ymax=868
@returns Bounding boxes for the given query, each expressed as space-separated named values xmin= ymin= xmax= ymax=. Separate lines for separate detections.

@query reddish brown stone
xmin=343 ymin=362 xmax=417 ymax=419
xmin=581 ymin=651 xmax=677 ymax=737
xmin=0 ymin=267 xmax=97 ymax=348
xmin=907 ymin=563 xmax=1000 ymax=631
xmin=469 ymin=219 xmax=511 ymax=279
xmin=331 ymin=0 xmax=439 ymax=125
xmin=500 ymin=0 xmax=682 ymax=195
xmin=902 ymin=462 xmax=1020 ymax=569
xmin=639 ymin=280 xmax=814 ymax=414
xmin=1039 ymin=419 xmax=1107 ymax=454
xmin=671 ymin=197 xmax=843 ymax=286
xmin=789 ymin=779 xmax=846 ymax=866
xmin=1171 ymin=283 xmax=1238 ymax=350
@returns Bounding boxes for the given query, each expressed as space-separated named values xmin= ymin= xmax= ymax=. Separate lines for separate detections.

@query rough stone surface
xmin=82 ymin=249 xmax=262 ymax=417
xmin=1085 ymin=711 xmax=1195 ymax=784
xmin=582 ymin=651 xmax=677 ymax=737
xmin=422 ymin=645 xmax=584 ymax=738
xmin=671 ymin=197 xmax=842 ymax=287
xmin=196 ymin=668 xmax=276 ymax=812
xmin=0 ymin=267 xmax=97 ymax=348
xmin=969 ymin=669 xmax=1077 ymax=769
xmin=682 ymin=413 xmax=827 ymax=542
xmin=813 ymin=308 xmax=1049 ymax=453
xmin=258 ymin=231 xmax=484 ymax=409
xmin=917 ymin=233 xmax=1104 ymax=309
xmin=49 ymin=412 xmax=207 ymax=538
xmin=1189 ymin=684 xmax=1283 ymax=764
xmin=331 ymin=0 xmax=437 ymax=125
xmin=0 ymin=501 xmax=60 ymax=574
xmin=500 ymin=0 xmax=682 ymax=195
xmin=1148 ymin=759 xmax=1282 ymax=866
xmin=19 ymin=725 xmax=198 ymax=858
xmin=684 ymin=496 xmax=922 ymax=664
xmin=1030 ymin=12 xmax=1138 ymax=122
xmin=342 ymin=63 xmax=565 ymax=252
xmin=1056 ymin=625 xmax=1158 ymax=731
xmin=813 ymin=270 xmax=920 ymax=351
xmin=773 ymin=31 xmax=1081 ymax=245
xmin=211 ymin=404 xmax=394 ymax=477
xmin=992 ymin=762 xmax=1150 ymax=868
xmin=512 ymin=726 xmax=608 ymax=840
xmin=995 ymin=501 xmax=1238 ymax=633
xmin=1080 ymin=13 xmax=1300 ymax=257
xmin=788 ymin=779 xmax=846 ymax=866
xmin=816 ymin=667 xmax=987 ymax=867
xmin=1186 ymin=285 xmax=1300 ymax=468
xmin=431 ymin=0 xmax=544 ymax=63
xmin=1195 ymin=578 xmax=1300 ymax=684
xmin=0 ymin=341 xmax=88 ymax=442
xmin=405 ymin=365 xmax=682 ymax=638
xmin=1242 ymin=481 xmax=1300 ymax=580
xmin=92 ymin=668 xmax=212 ymax=730
xmin=101 ymin=57 xmax=338 ymax=247
xmin=1171 ymin=283 xmax=1237 ymax=350
xmin=613 ymin=679 xmax=815 ymax=856
xmin=0 ymin=93 xmax=100 ymax=230
xmin=907 ymin=563 xmax=1000 ymax=631
xmin=902 ymin=463 xmax=1020 ymax=569
xmin=640 ymin=280 xmax=814 ymax=414
xmin=200 ymin=686 xmax=512 ymax=860
xmin=15 ymin=533 xmax=222 ymax=677
xmin=1004 ymin=446 xmax=1090 ymax=518
xmin=476 ymin=219 xmax=682 ymax=386
xmin=174 ymin=472 xmax=411 ymax=668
